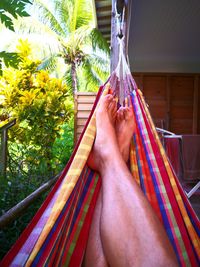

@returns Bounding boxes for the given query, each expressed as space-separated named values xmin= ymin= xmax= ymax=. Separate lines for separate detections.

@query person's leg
xmin=84 ymin=103 xmax=135 ymax=267
xmin=90 ymin=94 xmax=178 ymax=267
xmin=83 ymin=189 xmax=108 ymax=267
xmin=83 ymin=95 xmax=117 ymax=267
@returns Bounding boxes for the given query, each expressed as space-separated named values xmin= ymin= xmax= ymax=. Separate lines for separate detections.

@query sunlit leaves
xmin=19 ymin=0 xmax=110 ymax=94
xmin=0 ymin=0 xmax=32 ymax=31
xmin=0 ymin=40 xmax=73 ymax=170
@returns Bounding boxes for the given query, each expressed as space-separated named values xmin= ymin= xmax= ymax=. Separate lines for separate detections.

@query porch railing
xmin=0 ymin=119 xmax=16 ymax=178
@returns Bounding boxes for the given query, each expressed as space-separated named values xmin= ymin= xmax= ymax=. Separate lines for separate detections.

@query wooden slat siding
xmin=74 ymin=73 xmax=200 ymax=142
xmin=74 ymin=92 xmax=97 ymax=143
xmin=171 ymin=76 xmax=194 ymax=134
xmin=143 ymin=75 xmax=168 ymax=129
xmin=166 ymin=76 xmax=171 ymax=130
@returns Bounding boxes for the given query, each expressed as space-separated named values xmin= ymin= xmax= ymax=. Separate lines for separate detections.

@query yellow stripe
xmin=26 ymin=88 xmax=110 ymax=266
xmin=138 ymin=90 xmax=200 ymax=258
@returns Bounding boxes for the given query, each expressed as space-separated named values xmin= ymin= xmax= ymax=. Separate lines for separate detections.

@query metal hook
xmin=115 ymin=1 xmax=125 ymax=39
xmin=116 ymin=0 xmax=125 ymax=15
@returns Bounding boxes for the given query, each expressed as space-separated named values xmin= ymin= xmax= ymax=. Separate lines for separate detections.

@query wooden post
xmin=74 ymin=93 xmax=78 ymax=145
xmin=110 ymin=0 xmax=132 ymax=72
xmin=193 ymin=75 xmax=199 ymax=134
xmin=0 ymin=129 xmax=7 ymax=177
xmin=0 ymin=119 xmax=16 ymax=178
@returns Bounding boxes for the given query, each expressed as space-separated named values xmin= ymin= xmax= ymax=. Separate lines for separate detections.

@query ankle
xmin=99 ymin=148 xmax=124 ymax=173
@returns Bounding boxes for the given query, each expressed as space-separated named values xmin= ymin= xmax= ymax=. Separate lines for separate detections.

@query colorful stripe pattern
xmin=1 ymin=81 xmax=200 ymax=266
xmin=130 ymin=88 xmax=200 ymax=266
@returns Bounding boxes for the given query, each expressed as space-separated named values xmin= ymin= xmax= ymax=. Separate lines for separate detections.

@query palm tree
xmin=17 ymin=0 xmax=110 ymax=96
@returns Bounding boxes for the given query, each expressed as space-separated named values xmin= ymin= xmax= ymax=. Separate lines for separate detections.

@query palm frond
xmin=76 ymin=0 xmax=93 ymax=29
xmin=91 ymin=62 xmax=109 ymax=82
xmin=33 ymin=0 xmax=66 ymax=36
xmin=68 ymin=0 xmax=93 ymax=32
xmin=80 ymin=58 xmax=102 ymax=91
xmin=37 ymin=54 xmax=58 ymax=72
xmin=90 ymin=28 xmax=110 ymax=54
xmin=54 ymin=0 xmax=71 ymax=34
xmin=68 ymin=25 xmax=92 ymax=48
xmin=89 ymin=52 xmax=110 ymax=72
xmin=63 ymin=68 xmax=73 ymax=95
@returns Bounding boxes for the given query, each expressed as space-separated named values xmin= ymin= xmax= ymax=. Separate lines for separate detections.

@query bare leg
xmin=89 ymin=95 xmax=178 ymax=267
xmin=83 ymin=190 xmax=108 ymax=267
xmin=84 ymin=101 xmax=135 ymax=267
xmin=83 ymin=95 xmax=117 ymax=267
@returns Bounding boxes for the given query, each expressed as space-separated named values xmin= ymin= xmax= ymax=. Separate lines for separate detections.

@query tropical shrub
xmin=0 ymin=39 xmax=73 ymax=176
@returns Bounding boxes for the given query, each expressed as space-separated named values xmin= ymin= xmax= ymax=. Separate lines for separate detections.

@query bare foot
xmin=115 ymin=104 xmax=135 ymax=162
xmin=87 ymin=94 xmax=118 ymax=171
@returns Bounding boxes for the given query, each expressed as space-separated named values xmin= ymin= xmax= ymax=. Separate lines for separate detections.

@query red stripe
xmin=60 ymin=173 xmax=100 ymax=265
xmin=175 ymin=174 xmax=200 ymax=229
xmin=47 ymin=168 xmax=90 ymax=266
xmin=33 ymin=169 xmax=87 ymax=267
xmin=137 ymin=92 xmax=199 ymax=266
xmin=132 ymin=99 xmax=162 ymax=219
xmin=68 ymin=178 xmax=102 ymax=267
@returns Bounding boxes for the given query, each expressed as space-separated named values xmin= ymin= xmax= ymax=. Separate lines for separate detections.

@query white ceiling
xmin=128 ymin=0 xmax=200 ymax=73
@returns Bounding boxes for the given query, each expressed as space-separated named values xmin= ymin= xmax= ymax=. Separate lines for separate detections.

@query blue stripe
xmin=31 ymin=167 xmax=95 ymax=266
xmin=133 ymin=124 xmax=146 ymax=194
xmin=131 ymin=92 xmax=181 ymax=265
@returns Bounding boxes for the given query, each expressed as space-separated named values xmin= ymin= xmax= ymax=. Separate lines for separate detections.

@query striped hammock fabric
xmin=1 ymin=43 xmax=200 ymax=266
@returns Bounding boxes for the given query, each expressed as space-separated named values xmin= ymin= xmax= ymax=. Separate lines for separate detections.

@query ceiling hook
xmin=115 ymin=1 xmax=125 ymax=39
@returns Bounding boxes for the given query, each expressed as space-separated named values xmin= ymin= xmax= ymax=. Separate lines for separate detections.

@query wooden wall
xmin=134 ymin=73 xmax=200 ymax=134
xmin=74 ymin=92 xmax=97 ymax=143
xmin=74 ymin=73 xmax=200 ymax=142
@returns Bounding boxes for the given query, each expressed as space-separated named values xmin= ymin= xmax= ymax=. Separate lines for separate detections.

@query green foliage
xmin=0 ymin=0 xmax=33 ymax=75
xmin=0 ymin=39 xmax=73 ymax=175
xmin=0 ymin=0 xmax=32 ymax=31
xmin=0 ymin=40 xmax=74 ymax=259
xmin=52 ymin=118 xmax=74 ymax=170
xmin=0 ymin=51 xmax=22 ymax=75
xmin=0 ymin=173 xmax=49 ymax=260
xmin=24 ymin=0 xmax=110 ymax=94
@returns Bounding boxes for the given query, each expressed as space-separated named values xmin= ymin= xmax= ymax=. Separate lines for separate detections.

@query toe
xmin=109 ymin=99 xmax=117 ymax=113
xmin=119 ymin=107 xmax=125 ymax=120
xmin=109 ymin=101 xmax=117 ymax=122
xmin=99 ymin=94 xmax=113 ymax=111
xmin=124 ymin=108 xmax=130 ymax=121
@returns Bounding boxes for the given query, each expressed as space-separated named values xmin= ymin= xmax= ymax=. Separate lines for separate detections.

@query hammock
xmin=1 ymin=38 xmax=200 ymax=267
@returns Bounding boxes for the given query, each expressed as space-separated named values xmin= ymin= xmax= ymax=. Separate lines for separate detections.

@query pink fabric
xmin=182 ymin=135 xmax=200 ymax=181
xmin=165 ymin=137 xmax=182 ymax=180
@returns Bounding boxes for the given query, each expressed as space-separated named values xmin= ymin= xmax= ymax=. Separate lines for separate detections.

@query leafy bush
xmin=0 ymin=40 xmax=75 ymax=260
xmin=0 ymin=40 xmax=74 ymax=176
xmin=0 ymin=182 xmax=49 ymax=260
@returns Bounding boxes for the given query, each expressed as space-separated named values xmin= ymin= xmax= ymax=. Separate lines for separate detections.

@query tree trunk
xmin=71 ymin=60 xmax=78 ymax=96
